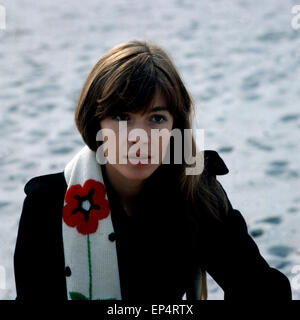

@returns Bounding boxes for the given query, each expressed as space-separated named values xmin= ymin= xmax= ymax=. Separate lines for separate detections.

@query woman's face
xmin=99 ymin=91 xmax=174 ymax=181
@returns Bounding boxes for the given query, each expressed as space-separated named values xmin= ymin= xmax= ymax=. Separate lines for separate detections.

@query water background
xmin=0 ymin=0 xmax=300 ymax=299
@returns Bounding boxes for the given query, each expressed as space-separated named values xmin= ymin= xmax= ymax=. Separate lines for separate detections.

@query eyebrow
xmin=150 ymin=106 xmax=169 ymax=112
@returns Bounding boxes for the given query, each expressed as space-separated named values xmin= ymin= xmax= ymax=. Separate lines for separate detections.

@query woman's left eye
xmin=151 ymin=114 xmax=167 ymax=123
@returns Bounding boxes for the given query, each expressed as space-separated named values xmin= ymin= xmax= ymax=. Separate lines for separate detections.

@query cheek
xmin=159 ymin=121 xmax=174 ymax=160
xmin=159 ymin=136 xmax=171 ymax=160
xmin=99 ymin=121 xmax=120 ymax=161
xmin=149 ymin=130 xmax=172 ymax=163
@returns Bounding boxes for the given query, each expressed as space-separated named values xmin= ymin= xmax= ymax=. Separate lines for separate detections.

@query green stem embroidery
xmin=87 ymin=234 xmax=92 ymax=300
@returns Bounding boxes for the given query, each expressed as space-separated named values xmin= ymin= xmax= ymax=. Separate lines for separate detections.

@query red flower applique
xmin=63 ymin=179 xmax=110 ymax=235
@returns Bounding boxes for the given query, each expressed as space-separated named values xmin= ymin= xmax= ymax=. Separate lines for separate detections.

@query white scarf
xmin=62 ymin=145 xmax=206 ymax=300
xmin=62 ymin=145 xmax=122 ymax=300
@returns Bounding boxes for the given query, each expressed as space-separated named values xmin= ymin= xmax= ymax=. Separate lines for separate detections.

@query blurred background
xmin=0 ymin=0 xmax=300 ymax=299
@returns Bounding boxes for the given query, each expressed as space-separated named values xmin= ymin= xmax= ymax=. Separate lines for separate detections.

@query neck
xmin=103 ymin=164 xmax=145 ymax=215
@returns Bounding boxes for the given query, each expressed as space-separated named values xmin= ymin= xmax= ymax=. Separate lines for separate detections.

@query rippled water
xmin=0 ymin=0 xmax=300 ymax=299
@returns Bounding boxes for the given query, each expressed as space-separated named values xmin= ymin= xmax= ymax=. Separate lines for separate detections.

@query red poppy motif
xmin=63 ymin=179 xmax=110 ymax=235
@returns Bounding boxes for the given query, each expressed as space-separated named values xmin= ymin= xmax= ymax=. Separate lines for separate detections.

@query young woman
xmin=14 ymin=40 xmax=292 ymax=300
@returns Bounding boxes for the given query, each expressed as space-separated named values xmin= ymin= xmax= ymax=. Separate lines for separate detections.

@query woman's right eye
xmin=111 ymin=113 xmax=130 ymax=121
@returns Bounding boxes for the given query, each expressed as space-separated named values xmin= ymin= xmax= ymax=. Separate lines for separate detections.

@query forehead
xmin=102 ymin=86 xmax=173 ymax=118
xmin=152 ymin=90 xmax=167 ymax=106
xmin=131 ymin=105 xmax=170 ymax=116
xmin=137 ymin=90 xmax=170 ymax=115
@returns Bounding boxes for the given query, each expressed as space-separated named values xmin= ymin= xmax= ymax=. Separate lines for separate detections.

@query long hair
xmin=74 ymin=40 xmax=229 ymax=223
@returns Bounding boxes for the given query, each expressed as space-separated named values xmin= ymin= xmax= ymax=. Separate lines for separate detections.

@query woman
xmin=14 ymin=40 xmax=292 ymax=300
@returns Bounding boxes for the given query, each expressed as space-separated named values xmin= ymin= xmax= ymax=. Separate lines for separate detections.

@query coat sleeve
xmin=13 ymin=174 xmax=67 ymax=300
xmin=14 ymin=190 xmax=42 ymax=300
xmin=201 ymin=151 xmax=292 ymax=300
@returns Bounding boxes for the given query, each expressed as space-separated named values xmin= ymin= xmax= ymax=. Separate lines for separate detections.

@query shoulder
xmin=24 ymin=171 xmax=67 ymax=196
xmin=19 ymin=172 xmax=67 ymax=229
xmin=203 ymin=150 xmax=229 ymax=176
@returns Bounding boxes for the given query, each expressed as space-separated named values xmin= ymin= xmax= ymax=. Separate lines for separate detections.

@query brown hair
xmin=74 ymin=40 xmax=229 ymax=223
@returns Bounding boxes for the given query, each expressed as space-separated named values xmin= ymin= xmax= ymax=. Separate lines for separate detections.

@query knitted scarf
xmin=62 ymin=145 xmax=122 ymax=300
xmin=62 ymin=145 xmax=206 ymax=300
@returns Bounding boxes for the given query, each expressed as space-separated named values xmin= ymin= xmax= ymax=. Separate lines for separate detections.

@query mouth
xmin=126 ymin=152 xmax=151 ymax=159
xmin=127 ymin=156 xmax=151 ymax=160
xmin=126 ymin=154 xmax=151 ymax=165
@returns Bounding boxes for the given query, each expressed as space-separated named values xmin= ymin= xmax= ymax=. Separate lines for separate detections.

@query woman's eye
xmin=112 ymin=113 xmax=130 ymax=121
xmin=151 ymin=114 xmax=167 ymax=123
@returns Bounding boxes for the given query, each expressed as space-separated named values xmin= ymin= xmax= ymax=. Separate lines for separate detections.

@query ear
xmin=203 ymin=150 xmax=229 ymax=177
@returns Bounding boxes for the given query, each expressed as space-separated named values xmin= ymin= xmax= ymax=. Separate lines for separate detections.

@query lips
xmin=127 ymin=153 xmax=151 ymax=165
xmin=127 ymin=152 xmax=151 ymax=159
xmin=128 ymin=156 xmax=150 ymax=159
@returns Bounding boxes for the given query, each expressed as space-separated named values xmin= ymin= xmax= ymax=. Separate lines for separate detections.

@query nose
xmin=128 ymin=130 xmax=149 ymax=143
xmin=127 ymin=120 xmax=151 ymax=155
xmin=127 ymin=119 xmax=151 ymax=142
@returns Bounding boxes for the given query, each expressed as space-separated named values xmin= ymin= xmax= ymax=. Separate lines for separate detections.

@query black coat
xmin=13 ymin=150 xmax=292 ymax=300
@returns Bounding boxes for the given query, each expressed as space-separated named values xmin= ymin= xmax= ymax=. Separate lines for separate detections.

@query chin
xmin=119 ymin=163 xmax=158 ymax=181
